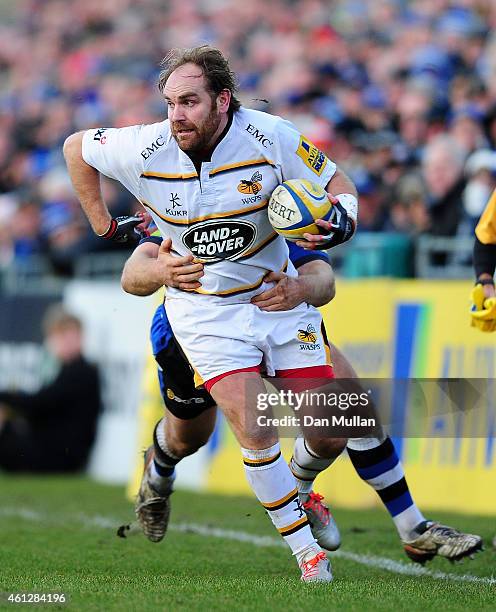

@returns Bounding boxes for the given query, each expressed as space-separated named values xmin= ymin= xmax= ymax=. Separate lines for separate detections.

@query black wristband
xmin=476 ymin=277 xmax=495 ymax=286
xmin=473 ymin=236 xmax=496 ymax=279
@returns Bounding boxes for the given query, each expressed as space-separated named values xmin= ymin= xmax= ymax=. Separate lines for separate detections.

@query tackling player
xmin=64 ymin=45 xmax=359 ymax=582
xmin=123 ymin=230 xmax=482 ymax=565
xmin=471 ymin=187 xmax=496 ymax=331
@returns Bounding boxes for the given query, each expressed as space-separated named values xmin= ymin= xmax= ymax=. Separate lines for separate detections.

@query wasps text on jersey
xmin=297 ymin=324 xmax=321 ymax=351
xmin=82 ymin=108 xmax=337 ymax=304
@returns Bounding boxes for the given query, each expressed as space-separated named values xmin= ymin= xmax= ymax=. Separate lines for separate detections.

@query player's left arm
xmin=296 ymin=167 xmax=358 ymax=251
xmin=63 ymin=127 xmax=147 ymax=243
xmin=251 ymin=259 xmax=335 ymax=311
xmin=273 ymin=119 xmax=358 ymax=251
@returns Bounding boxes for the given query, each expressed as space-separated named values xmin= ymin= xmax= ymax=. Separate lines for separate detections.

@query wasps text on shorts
xmin=237 ymin=171 xmax=263 ymax=195
xmin=297 ymin=324 xmax=318 ymax=344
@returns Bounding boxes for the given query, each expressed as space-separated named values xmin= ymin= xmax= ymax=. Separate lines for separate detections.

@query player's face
xmin=164 ymin=64 xmax=226 ymax=152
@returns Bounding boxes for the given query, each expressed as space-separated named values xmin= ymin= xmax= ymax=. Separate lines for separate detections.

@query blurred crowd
xmin=1 ymin=0 xmax=496 ymax=276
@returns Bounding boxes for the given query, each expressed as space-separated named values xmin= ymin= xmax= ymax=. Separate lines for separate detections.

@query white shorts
xmin=165 ymin=297 xmax=330 ymax=385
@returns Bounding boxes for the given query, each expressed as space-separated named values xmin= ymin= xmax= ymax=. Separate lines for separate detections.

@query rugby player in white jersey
xmin=121 ymin=229 xmax=482 ymax=565
xmin=64 ymin=45 xmax=358 ymax=582
xmin=64 ymin=45 xmax=480 ymax=581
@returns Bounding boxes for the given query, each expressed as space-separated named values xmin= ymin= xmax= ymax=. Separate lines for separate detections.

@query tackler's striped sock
xmin=241 ymin=442 xmax=318 ymax=556
xmin=347 ymin=436 xmax=426 ymax=541
xmin=150 ymin=418 xmax=179 ymax=484
xmin=289 ymin=437 xmax=336 ymax=496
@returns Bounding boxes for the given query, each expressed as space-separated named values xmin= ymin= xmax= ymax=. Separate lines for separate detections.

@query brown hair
xmin=42 ymin=304 xmax=82 ymax=336
xmin=158 ymin=45 xmax=241 ymax=113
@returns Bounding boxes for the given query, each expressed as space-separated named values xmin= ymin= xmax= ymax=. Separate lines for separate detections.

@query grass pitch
xmin=0 ymin=476 xmax=494 ymax=611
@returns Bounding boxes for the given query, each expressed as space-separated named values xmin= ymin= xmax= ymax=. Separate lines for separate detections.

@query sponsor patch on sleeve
xmin=296 ymin=136 xmax=328 ymax=176
xmin=93 ymin=127 xmax=109 ymax=143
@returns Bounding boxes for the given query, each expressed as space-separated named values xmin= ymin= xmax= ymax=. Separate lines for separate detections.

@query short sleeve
xmin=274 ymin=119 xmax=336 ymax=188
xmin=287 ymin=241 xmax=330 ymax=268
xmin=82 ymin=126 xmax=144 ymax=199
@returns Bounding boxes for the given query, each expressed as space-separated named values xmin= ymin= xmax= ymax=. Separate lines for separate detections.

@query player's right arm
xmin=121 ymin=239 xmax=204 ymax=295
xmin=63 ymin=131 xmax=112 ymax=236
xmin=63 ymin=126 xmax=147 ymax=242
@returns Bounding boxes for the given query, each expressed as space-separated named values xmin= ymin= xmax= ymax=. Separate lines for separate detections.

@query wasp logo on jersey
xmin=238 ymin=171 xmax=263 ymax=196
xmin=182 ymin=219 xmax=257 ymax=263
xmin=297 ymin=324 xmax=321 ymax=350
xmin=296 ymin=136 xmax=327 ymax=176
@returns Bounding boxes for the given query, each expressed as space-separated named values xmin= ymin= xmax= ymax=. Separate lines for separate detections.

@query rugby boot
xmin=403 ymin=520 xmax=483 ymax=564
xmin=298 ymin=546 xmax=333 ymax=583
xmin=135 ymin=446 xmax=174 ymax=543
xmin=301 ymin=492 xmax=341 ymax=551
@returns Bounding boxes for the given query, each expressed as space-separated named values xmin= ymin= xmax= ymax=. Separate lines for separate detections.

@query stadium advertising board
xmin=197 ymin=280 xmax=496 ymax=515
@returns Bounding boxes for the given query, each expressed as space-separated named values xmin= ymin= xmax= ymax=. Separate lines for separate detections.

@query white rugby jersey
xmin=82 ymin=108 xmax=337 ymax=305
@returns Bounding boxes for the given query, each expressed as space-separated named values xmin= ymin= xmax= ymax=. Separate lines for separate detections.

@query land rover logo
xmin=182 ymin=219 xmax=257 ymax=262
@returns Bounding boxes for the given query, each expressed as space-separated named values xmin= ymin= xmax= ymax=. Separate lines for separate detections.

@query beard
xmin=171 ymin=105 xmax=222 ymax=153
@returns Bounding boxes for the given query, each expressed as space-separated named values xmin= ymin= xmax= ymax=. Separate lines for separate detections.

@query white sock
xmin=241 ymin=442 xmax=318 ymax=556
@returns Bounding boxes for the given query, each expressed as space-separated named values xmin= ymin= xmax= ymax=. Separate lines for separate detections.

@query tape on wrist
xmin=335 ymin=193 xmax=358 ymax=222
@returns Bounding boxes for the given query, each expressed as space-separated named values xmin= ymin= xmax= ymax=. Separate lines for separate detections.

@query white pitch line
xmin=1 ymin=507 xmax=495 ymax=586
xmin=170 ymin=522 xmax=496 ymax=586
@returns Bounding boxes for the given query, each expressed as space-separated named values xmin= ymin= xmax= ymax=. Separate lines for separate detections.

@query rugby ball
xmin=268 ymin=179 xmax=334 ymax=242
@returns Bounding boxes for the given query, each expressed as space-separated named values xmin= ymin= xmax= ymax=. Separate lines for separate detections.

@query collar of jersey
xmin=171 ymin=110 xmax=236 ymax=175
